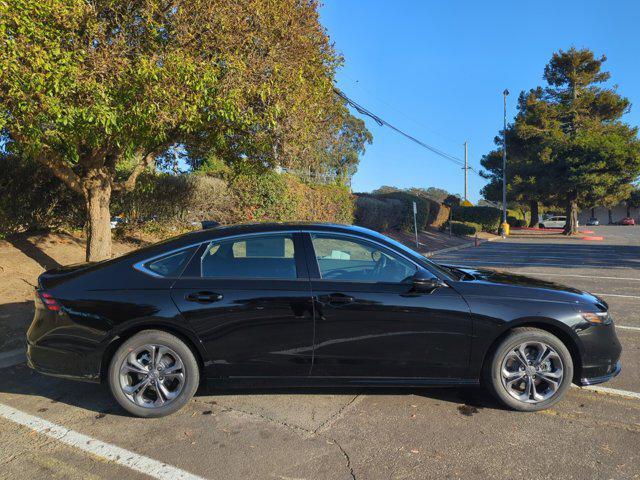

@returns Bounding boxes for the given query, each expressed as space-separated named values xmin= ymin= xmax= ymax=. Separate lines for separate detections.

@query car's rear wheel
xmin=485 ymin=328 xmax=573 ymax=411
xmin=108 ymin=330 xmax=199 ymax=417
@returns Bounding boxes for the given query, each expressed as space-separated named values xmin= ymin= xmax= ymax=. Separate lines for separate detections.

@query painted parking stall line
xmin=0 ymin=403 xmax=207 ymax=480
xmin=575 ymin=385 xmax=640 ymax=400
xmin=434 ymin=260 xmax=637 ymax=269
xmin=616 ymin=325 xmax=640 ymax=332
xmin=513 ymin=272 xmax=640 ymax=282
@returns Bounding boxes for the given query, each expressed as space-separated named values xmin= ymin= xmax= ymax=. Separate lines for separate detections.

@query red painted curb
xmin=580 ymin=229 xmax=594 ymax=234
xmin=582 ymin=236 xmax=604 ymax=241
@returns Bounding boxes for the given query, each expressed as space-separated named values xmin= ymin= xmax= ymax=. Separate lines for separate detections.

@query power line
xmin=335 ymin=88 xmax=483 ymax=177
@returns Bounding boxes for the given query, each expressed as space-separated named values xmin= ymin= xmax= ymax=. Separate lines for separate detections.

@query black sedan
xmin=27 ymin=223 xmax=622 ymax=417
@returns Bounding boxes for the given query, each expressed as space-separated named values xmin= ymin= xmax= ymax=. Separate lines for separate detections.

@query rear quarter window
xmin=145 ymin=248 xmax=196 ymax=277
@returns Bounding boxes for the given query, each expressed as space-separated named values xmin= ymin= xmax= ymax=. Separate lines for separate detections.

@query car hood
xmin=445 ymin=265 xmax=607 ymax=307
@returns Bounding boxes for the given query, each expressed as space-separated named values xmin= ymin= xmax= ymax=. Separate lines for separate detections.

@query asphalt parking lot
xmin=1 ymin=225 xmax=639 ymax=480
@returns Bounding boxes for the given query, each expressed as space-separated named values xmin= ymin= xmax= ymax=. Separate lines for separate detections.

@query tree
xmin=0 ymin=0 xmax=353 ymax=260
xmin=481 ymin=48 xmax=640 ymax=234
xmin=537 ymin=48 xmax=640 ymax=234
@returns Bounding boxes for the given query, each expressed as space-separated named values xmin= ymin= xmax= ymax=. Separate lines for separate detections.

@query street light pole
xmin=502 ymin=89 xmax=509 ymax=235
xmin=463 ymin=141 xmax=468 ymax=202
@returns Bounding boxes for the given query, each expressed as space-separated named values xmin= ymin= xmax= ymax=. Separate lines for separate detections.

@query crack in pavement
xmin=193 ymin=397 xmax=360 ymax=479
xmin=326 ymin=436 xmax=356 ymax=480
xmin=313 ymin=393 xmax=363 ymax=435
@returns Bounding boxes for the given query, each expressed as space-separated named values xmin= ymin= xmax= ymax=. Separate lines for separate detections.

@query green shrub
xmin=113 ymin=173 xmax=235 ymax=226
xmin=452 ymin=206 xmax=502 ymax=233
xmin=0 ymin=154 xmax=85 ymax=233
xmin=373 ymin=192 xmax=431 ymax=232
xmin=446 ymin=221 xmax=481 ymax=236
xmin=354 ymin=195 xmax=404 ymax=231
xmin=230 ymin=172 xmax=354 ymax=224
xmin=507 ymin=216 xmax=526 ymax=228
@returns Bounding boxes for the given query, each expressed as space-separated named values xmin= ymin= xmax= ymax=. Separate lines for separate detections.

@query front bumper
xmin=579 ymin=360 xmax=621 ymax=386
xmin=575 ymin=321 xmax=622 ymax=386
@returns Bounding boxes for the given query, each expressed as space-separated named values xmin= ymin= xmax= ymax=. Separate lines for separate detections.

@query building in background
xmin=578 ymin=203 xmax=639 ymax=225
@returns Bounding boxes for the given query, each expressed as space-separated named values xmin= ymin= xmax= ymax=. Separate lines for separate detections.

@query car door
xmin=304 ymin=232 xmax=473 ymax=382
xmin=171 ymin=232 xmax=314 ymax=378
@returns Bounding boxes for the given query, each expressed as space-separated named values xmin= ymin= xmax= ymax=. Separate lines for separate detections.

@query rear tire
xmin=108 ymin=330 xmax=199 ymax=418
xmin=484 ymin=328 xmax=573 ymax=411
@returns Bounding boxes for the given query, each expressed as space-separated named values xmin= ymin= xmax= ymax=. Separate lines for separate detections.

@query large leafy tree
xmin=0 ymin=0 xmax=355 ymax=260
xmin=481 ymin=48 xmax=640 ymax=234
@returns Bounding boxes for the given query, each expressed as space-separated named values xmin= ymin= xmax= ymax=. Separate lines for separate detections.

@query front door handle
xmin=185 ymin=291 xmax=223 ymax=303
xmin=319 ymin=293 xmax=355 ymax=304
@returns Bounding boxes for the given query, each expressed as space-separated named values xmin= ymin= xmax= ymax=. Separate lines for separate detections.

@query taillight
xmin=38 ymin=291 xmax=61 ymax=312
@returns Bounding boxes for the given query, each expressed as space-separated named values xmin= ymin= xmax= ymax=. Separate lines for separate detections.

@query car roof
xmin=151 ymin=222 xmax=387 ymax=251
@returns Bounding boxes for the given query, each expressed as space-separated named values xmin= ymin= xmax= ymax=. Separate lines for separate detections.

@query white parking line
xmin=0 ymin=403 xmax=207 ymax=480
xmin=575 ymin=385 xmax=640 ymax=400
xmin=515 ymin=272 xmax=640 ymax=281
xmin=616 ymin=325 xmax=640 ymax=332
xmin=439 ymin=260 xmax=635 ymax=269
xmin=593 ymin=293 xmax=640 ymax=299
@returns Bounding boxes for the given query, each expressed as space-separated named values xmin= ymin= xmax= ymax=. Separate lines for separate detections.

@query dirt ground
xmin=0 ymin=232 xmax=137 ymax=351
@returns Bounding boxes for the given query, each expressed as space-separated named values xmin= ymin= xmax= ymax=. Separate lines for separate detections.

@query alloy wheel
xmin=500 ymin=341 xmax=564 ymax=404
xmin=118 ymin=344 xmax=185 ymax=409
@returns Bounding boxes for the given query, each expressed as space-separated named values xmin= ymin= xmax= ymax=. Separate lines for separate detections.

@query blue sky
xmin=319 ymin=0 xmax=640 ymax=202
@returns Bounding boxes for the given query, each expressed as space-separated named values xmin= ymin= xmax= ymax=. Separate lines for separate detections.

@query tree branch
xmin=35 ymin=153 xmax=85 ymax=195
xmin=113 ymin=152 xmax=155 ymax=193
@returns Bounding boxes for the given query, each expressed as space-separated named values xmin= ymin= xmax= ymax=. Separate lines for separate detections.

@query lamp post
xmin=502 ymin=89 xmax=509 ymax=237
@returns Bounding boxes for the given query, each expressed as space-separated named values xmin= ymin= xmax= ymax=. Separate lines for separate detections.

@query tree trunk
xmin=529 ymin=200 xmax=540 ymax=227
xmin=563 ymin=197 xmax=579 ymax=235
xmin=83 ymin=172 xmax=113 ymax=262
xmin=608 ymin=209 xmax=613 ymax=224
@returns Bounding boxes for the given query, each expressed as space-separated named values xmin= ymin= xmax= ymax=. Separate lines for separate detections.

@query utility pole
xmin=463 ymin=141 xmax=468 ymax=202
xmin=502 ymin=89 xmax=509 ymax=236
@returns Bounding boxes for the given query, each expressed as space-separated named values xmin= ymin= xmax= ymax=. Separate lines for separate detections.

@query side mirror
xmin=412 ymin=270 xmax=446 ymax=293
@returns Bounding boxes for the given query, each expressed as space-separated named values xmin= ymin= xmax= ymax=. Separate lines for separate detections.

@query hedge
xmin=507 ymin=216 xmax=526 ymax=228
xmin=451 ymin=206 xmax=502 ymax=233
xmin=354 ymin=195 xmax=404 ymax=231
xmin=0 ymin=156 xmax=355 ymax=236
xmin=447 ymin=221 xmax=481 ymax=236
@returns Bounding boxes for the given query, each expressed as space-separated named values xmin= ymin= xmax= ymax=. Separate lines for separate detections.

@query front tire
xmin=108 ymin=330 xmax=200 ymax=418
xmin=485 ymin=328 xmax=573 ymax=411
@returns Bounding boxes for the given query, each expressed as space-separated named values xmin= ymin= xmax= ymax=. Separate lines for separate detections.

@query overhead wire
xmin=335 ymin=88 xmax=484 ymax=178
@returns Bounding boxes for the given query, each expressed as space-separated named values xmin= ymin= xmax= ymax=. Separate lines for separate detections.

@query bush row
xmin=507 ymin=215 xmax=527 ymax=228
xmin=354 ymin=191 xmax=450 ymax=233
xmin=0 ymin=156 xmax=354 ymax=236
xmin=451 ymin=206 xmax=502 ymax=233
xmin=446 ymin=220 xmax=481 ymax=236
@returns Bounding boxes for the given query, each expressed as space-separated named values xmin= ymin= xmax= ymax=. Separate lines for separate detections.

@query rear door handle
xmin=185 ymin=291 xmax=223 ymax=303
xmin=319 ymin=293 xmax=355 ymax=304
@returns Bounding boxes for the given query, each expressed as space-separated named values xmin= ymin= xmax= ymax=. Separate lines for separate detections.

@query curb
xmin=423 ymin=236 xmax=501 ymax=257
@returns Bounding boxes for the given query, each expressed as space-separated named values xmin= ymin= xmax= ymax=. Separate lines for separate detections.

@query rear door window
xmin=200 ymin=234 xmax=297 ymax=279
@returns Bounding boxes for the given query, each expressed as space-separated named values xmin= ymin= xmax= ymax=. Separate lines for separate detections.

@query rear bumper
xmin=26 ymin=341 xmax=102 ymax=383
xmin=579 ymin=360 xmax=621 ymax=386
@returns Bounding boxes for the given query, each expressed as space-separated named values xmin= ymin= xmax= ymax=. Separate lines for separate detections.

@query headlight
xmin=581 ymin=311 xmax=612 ymax=325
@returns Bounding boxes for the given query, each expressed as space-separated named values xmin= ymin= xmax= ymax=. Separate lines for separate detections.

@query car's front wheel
xmin=108 ymin=330 xmax=200 ymax=417
xmin=485 ymin=327 xmax=573 ymax=411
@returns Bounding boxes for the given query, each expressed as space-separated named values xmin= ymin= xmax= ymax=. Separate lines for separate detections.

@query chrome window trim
xmin=133 ymin=230 xmax=301 ymax=279
xmin=132 ymin=228 xmax=438 ymax=280
xmin=133 ymin=242 xmax=204 ymax=278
